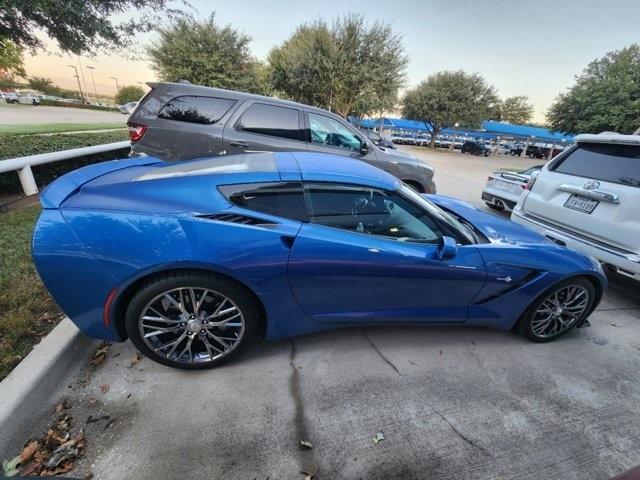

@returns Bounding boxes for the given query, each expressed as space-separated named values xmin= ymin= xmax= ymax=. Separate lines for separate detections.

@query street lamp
xmin=85 ymin=66 xmax=98 ymax=103
xmin=110 ymin=76 xmax=120 ymax=93
xmin=67 ymin=65 xmax=85 ymax=103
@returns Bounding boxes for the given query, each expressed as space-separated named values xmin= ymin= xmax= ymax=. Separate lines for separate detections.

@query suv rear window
xmin=218 ymin=182 xmax=308 ymax=221
xmin=552 ymin=143 xmax=640 ymax=188
xmin=158 ymin=95 xmax=236 ymax=124
xmin=237 ymin=103 xmax=300 ymax=141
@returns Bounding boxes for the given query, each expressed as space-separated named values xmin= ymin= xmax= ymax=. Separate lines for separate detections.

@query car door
xmin=223 ymin=101 xmax=307 ymax=154
xmin=521 ymin=141 xmax=640 ymax=254
xmin=287 ymin=183 xmax=487 ymax=324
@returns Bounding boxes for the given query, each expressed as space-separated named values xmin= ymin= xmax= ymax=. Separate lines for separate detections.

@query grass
xmin=0 ymin=204 xmax=61 ymax=380
xmin=0 ymin=122 xmax=124 ymax=136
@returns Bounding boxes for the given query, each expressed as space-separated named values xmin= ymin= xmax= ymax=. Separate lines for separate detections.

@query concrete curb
xmin=0 ymin=318 xmax=95 ymax=458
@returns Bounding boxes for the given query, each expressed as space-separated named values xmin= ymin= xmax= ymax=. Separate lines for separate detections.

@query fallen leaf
xmin=54 ymin=400 xmax=69 ymax=413
xmin=88 ymin=397 xmax=97 ymax=405
xmin=91 ymin=354 xmax=105 ymax=366
xmin=91 ymin=342 xmax=111 ymax=365
xmin=298 ymin=440 xmax=313 ymax=450
xmin=45 ymin=444 xmax=78 ymax=469
xmin=45 ymin=429 xmax=68 ymax=449
xmin=99 ymin=384 xmax=110 ymax=394
xmin=20 ymin=460 xmax=44 ymax=476
xmin=373 ymin=432 xmax=385 ymax=445
xmin=2 ymin=455 xmax=21 ymax=476
xmin=129 ymin=352 xmax=143 ymax=368
xmin=19 ymin=441 xmax=39 ymax=463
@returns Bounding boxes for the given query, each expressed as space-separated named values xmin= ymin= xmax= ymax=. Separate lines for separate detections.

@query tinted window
xmin=237 ymin=104 xmax=300 ymax=141
xmin=308 ymin=113 xmax=362 ymax=151
xmin=553 ymin=143 xmax=640 ymax=187
xmin=219 ymin=182 xmax=307 ymax=221
xmin=305 ymin=183 xmax=442 ymax=243
xmin=158 ymin=96 xmax=236 ymax=124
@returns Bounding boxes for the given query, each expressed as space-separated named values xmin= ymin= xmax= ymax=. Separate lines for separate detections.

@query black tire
xmin=124 ymin=271 xmax=262 ymax=369
xmin=485 ymin=201 xmax=503 ymax=210
xmin=518 ymin=277 xmax=595 ymax=343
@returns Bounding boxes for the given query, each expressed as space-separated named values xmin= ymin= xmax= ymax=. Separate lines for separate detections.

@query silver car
xmin=127 ymin=82 xmax=436 ymax=193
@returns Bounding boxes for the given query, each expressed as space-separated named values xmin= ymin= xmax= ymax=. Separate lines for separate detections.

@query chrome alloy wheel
xmin=138 ymin=287 xmax=245 ymax=364
xmin=530 ymin=284 xmax=590 ymax=339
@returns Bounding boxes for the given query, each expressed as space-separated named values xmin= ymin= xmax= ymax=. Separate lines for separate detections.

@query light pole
xmin=67 ymin=65 xmax=85 ymax=103
xmin=86 ymin=66 xmax=98 ymax=103
xmin=77 ymin=58 xmax=89 ymax=103
xmin=110 ymin=76 xmax=120 ymax=94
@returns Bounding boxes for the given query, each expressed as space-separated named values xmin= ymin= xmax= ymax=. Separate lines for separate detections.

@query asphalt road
xmin=0 ymin=102 xmax=125 ymax=124
xmin=25 ymin=148 xmax=640 ymax=480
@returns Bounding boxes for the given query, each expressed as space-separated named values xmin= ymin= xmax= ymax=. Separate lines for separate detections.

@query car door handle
xmin=230 ymin=141 xmax=248 ymax=148
xmin=281 ymin=235 xmax=296 ymax=249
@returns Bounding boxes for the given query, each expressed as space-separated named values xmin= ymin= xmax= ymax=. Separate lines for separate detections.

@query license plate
xmin=564 ymin=194 xmax=599 ymax=214
xmin=494 ymin=179 xmax=517 ymax=192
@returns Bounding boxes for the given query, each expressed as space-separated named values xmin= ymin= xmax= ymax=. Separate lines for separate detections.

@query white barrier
xmin=0 ymin=141 xmax=131 ymax=196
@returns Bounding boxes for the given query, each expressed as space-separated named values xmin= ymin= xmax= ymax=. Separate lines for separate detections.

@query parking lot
xmin=0 ymin=102 xmax=125 ymax=125
xmin=22 ymin=148 xmax=640 ymax=480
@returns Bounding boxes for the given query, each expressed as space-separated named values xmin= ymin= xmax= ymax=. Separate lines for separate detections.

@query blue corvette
xmin=33 ymin=152 xmax=606 ymax=369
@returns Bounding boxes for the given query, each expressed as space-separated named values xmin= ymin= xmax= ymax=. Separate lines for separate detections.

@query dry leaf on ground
xmin=99 ymin=384 xmax=110 ymax=394
xmin=129 ymin=352 xmax=143 ymax=368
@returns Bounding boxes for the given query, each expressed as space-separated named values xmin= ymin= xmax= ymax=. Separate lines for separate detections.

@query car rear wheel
xmin=125 ymin=271 xmax=261 ymax=369
xmin=518 ymin=277 xmax=595 ymax=342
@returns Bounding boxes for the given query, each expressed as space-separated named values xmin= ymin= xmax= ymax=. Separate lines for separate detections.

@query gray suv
xmin=128 ymin=82 xmax=436 ymax=193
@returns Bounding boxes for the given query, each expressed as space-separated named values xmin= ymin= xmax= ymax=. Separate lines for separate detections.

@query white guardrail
xmin=0 ymin=141 xmax=131 ymax=196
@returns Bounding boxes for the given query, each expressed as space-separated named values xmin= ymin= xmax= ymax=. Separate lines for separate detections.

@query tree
xmin=0 ymin=39 xmax=25 ymax=77
xmin=148 ymin=13 xmax=267 ymax=94
xmin=547 ymin=44 xmax=640 ymax=134
xmin=115 ymin=85 xmax=144 ymax=104
xmin=495 ymin=95 xmax=534 ymax=124
xmin=28 ymin=76 xmax=55 ymax=93
xmin=402 ymin=71 xmax=498 ymax=148
xmin=268 ymin=14 xmax=408 ymax=118
xmin=0 ymin=0 xmax=183 ymax=55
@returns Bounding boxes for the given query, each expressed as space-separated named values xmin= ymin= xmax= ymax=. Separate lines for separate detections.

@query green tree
xmin=115 ymin=85 xmax=144 ymax=104
xmin=402 ymin=71 xmax=498 ymax=148
xmin=28 ymin=76 xmax=56 ymax=94
xmin=495 ymin=95 xmax=534 ymax=124
xmin=268 ymin=14 xmax=408 ymax=117
xmin=0 ymin=39 xmax=25 ymax=77
xmin=547 ymin=44 xmax=640 ymax=134
xmin=0 ymin=0 xmax=183 ymax=55
xmin=148 ymin=13 xmax=266 ymax=94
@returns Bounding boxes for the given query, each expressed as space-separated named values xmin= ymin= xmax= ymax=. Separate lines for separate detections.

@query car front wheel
xmin=518 ymin=277 xmax=595 ymax=342
xmin=124 ymin=271 xmax=261 ymax=369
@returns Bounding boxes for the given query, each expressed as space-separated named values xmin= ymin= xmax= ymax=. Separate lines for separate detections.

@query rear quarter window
xmin=552 ymin=143 xmax=640 ymax=188
xmin=158 ymin=95 xmax=236 ymax=124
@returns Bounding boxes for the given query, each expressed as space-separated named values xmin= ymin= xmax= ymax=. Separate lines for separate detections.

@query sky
xmin=23 ymin=0 xmax=640 ymax=123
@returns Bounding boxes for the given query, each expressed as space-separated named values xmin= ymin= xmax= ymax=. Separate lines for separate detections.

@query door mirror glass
xmin=436 ymin=236 xmax=458 ymax=260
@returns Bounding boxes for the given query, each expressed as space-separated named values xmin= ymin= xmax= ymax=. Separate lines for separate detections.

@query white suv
xmin=512 ymin=132 xmax=640 ymax=279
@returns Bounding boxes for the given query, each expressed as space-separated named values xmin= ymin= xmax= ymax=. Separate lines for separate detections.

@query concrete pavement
xmin=9 ymin=149 xmax=640 ymax=480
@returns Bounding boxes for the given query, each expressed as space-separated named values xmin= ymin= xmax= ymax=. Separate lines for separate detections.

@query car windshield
xmin=400 ymin=185 xmax=476 ymax=244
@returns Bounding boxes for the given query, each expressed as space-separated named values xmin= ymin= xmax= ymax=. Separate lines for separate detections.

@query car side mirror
xmin=360 ymin=139 xmax=370 ymax=154
xmin=436 ymin=236 xmax=458 ymax=260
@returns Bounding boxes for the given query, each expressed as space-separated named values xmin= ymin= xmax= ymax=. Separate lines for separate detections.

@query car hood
xmin=425 ymin=194 xmax=550 ymax=245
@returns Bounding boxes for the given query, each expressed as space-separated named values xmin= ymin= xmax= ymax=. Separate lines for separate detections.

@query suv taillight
xmin=127 ymin=123 xmax=147 ymax=142
xmin=524 ymin=171 xmax=539 ymax=190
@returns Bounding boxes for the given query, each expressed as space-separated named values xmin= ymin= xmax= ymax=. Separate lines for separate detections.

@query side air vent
xmin=198 ymin=213 xmax=277 ymax=226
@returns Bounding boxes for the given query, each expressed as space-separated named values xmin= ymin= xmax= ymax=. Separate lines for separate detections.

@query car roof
xmin=575 ymin=132 xmax=640 ymax=145
xmin=147 ymin=82 xmax=339 ymax=116
xmin=135 ymin=152 xmax=400 ymax=190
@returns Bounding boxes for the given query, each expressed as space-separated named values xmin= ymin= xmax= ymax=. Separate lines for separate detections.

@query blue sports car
xmin=33 ymin=152 xmax=606 ymax=369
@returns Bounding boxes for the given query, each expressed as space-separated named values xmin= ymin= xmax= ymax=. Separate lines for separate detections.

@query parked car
xmin=461 ymin=140 xmax=491 ymax=156
xmin=512 ymin=132 xmax=640 ymax=280
xmin=3 ymin=92 xmax=19 ymax=103
xmin=510 ymin=144 xmax=524 ymax=156
xmin=33 ymin=152 xmax=605 ymax=369
xmin=525 ymin=145 xmax=547 ymax=159
xmin=119 ymin=101 xmax=138 ymax=115
xmin=360 ymin=128 xmax=397 ymax=149
xmin=128 ymin=82 xmax=436 ymax=193
xmin=482 ymin=165 xmax=543 ymax=211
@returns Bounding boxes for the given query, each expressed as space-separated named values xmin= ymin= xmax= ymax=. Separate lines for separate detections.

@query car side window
xmin=308 ymin=113 xmax=362 ymax=152
xmin=218 ymin=182 xmax=308 ymax=221
xmin=305 ymin=183 xmax=443 ymax=243
xmin=237 ymin=103 xmax=301 ymax=141
xmin=158 ymin=96 xmax=236 ymax=124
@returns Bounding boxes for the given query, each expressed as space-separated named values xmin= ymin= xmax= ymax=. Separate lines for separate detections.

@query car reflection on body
xmin=33 ymin=152 xmax=605 ymax=369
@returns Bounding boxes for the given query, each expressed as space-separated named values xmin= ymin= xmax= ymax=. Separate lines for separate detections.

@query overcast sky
xmin=24 ymin=0 xmax=640 ymax=123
